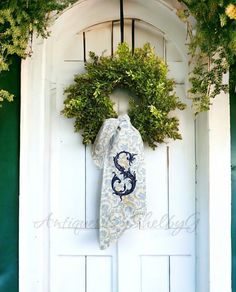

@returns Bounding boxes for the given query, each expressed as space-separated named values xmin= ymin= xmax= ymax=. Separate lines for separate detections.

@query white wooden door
xmin=49 ymin=21 xmax=195 ymax=292
xmin=26 ymin=1 xmax=195 ymax=291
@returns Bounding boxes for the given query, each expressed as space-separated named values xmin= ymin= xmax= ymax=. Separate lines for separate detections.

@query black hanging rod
xmin=120 ymin=0 xmax=124 ymax=43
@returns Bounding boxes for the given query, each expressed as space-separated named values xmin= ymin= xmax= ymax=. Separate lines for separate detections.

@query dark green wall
xmin=0 ymin=57 xmax=20 ymax=292
xmin=231 ymin=63 xmax=236 ymax=292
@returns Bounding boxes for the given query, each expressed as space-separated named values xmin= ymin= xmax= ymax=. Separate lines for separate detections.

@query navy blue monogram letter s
xmin=111 ymin=151 xmax=137 ymax=201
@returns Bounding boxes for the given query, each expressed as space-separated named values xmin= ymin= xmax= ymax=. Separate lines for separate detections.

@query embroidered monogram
xmin=111 ymin=151 xmax=137 ymax=201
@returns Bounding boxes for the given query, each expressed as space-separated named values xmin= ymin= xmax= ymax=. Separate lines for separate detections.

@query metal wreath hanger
xmin=119 ymin=0 xmax=135 ymax=53
xmin=120 ymin=0 xmax=124 ymax=43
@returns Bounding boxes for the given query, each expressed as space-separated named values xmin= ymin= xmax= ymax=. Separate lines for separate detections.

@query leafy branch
xmin=177 ymin=0 xmax=236 ymax=112
xmin=0 ymin=0 xmax=76 ymax=105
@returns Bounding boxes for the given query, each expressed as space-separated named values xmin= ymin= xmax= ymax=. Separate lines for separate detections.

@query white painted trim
xmin=196 ymin=111 xmax=209 ymax=292
xmin=208 ymin=75 xmax=232 ymax=292
xmin=196 ymin=73 xmax=232 ymax=292
xmin=19 ymin=37 xmax=51 ymax=292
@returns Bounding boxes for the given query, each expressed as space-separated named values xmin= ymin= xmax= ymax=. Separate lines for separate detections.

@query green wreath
xmin=62 ymin=43 xmax=186 ymax=149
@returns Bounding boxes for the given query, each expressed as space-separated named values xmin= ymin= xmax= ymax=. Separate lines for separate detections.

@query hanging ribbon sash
xmin=92 ymin=114 xmax=146 ymax=249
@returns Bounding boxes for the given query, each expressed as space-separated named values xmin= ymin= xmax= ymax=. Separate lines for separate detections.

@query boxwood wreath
xmin=62 ymin=43 xmax=186 ymax=149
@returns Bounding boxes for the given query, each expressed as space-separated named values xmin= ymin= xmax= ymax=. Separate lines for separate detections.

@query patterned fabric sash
xmin=92 ymin=114 xmax=146 ymax=249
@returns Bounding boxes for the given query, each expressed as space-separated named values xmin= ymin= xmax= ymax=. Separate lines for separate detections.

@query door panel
xmin=87 ymin=256 xmax=113 ymax=292
xmin=170 ymin=256 xmax=195 ymax=292
xmin=141 ymin=256 xmax=169 ymax=292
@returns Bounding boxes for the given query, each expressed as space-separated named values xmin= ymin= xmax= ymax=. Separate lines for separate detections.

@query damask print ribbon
xmin=92 ymin=114 xmax=146 ymax=249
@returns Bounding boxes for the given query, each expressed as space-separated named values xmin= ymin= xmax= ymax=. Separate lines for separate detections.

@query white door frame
xmin=19 ymin=1 xmax=231 ymax=291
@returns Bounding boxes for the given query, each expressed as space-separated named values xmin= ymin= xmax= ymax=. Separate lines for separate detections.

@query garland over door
xmin=20 ymin=1 xmax=196 ymax=291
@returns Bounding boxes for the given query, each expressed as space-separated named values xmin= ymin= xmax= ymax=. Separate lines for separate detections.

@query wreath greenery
xmin=62 ymin=43 xmax=186 ymax=149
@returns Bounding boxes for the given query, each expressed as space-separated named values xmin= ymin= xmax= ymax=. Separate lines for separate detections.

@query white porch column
xmin=196 ymin=74 xmax=231 ymax=292
xmin=208 ymin=80 xmax=231 ymax=292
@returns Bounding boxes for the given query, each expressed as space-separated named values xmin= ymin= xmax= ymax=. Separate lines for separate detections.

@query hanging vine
xmin=177 ymin=0 xmax=236 ymax=112
xmin=0 ymin=0 xmax=76 ymax=106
